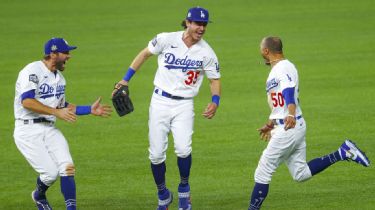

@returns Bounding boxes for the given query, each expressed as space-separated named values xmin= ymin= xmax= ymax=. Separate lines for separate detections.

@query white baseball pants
xmin=254 ymin=117 xmax=312 ymax=184
xmin=148 ymin=92 xmax=194 ymax=164
xmin=14 ymin=121 xmax=73 ymax=186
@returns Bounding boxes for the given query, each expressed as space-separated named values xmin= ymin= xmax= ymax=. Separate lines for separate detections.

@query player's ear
xmin=263 ymin=48 xmax=270 ymax=55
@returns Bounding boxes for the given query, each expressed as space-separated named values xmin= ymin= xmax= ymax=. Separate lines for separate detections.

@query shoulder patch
xmin=29 ymin=74 xmax=39 ymax=84
xmin=151 ymin=36 xmax=157 ymax=47
xmin=266 ymin=78 xmax=279 ymax=92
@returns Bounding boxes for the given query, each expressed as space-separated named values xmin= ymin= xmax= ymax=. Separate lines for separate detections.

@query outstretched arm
xmin=116 ymin=47 xmax=154 ymax=86
xmin=68 ymin=97 xmax=112 ymax=117
xmin=202 ymin=78 xmax=221 ymax=119
xmin=112 ymin=47 xmax=154 ymax=97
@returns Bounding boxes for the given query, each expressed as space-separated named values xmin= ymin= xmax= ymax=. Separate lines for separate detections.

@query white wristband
xmin=287 ymin=114 xmax=295 ymax=118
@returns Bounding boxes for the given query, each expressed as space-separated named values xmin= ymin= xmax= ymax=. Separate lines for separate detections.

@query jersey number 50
xmin=271 ymin=92 xmax=285 ymax=107
xmin=185 ymin=71 xmax=200 ymax=85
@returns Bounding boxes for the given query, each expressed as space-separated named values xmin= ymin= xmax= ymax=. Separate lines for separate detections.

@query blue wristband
xmin=123 ymin=67 xmax=136 ymax=82
xmin=212 ymin=95 xmax=220 ymax=106
xmin=76 ymin=106 xmax=91 ymax=115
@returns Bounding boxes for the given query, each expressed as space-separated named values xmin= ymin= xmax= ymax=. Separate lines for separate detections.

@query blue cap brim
xmin=186 ymin=18 xmax=212 ymax=23
xmin=68 ymin=46 xmax=77 ymax=51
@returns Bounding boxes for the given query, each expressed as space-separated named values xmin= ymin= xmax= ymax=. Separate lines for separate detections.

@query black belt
xmin=23 ymin=118 xmax=54 ymax=125
xmin=155 ymin=89 xmax=187 ymax=100
xmin=273 ymin=115 xmax=302 ymax=125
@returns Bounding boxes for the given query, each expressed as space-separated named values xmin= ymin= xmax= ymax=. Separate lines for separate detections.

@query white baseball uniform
xmin=254 ymin=59 xmax=312 ymax=184
xmin=13 ymin=61 xmax=73 ymax=186
xmin=147 ymin=31 xmax=220 ymax=164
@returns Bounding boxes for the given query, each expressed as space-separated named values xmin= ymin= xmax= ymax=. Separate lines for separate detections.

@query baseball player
xmin=14 ymin=37 xmax=112 ymax=210
xmin=248 ymin=36 xmax=370 ymax=210
xmin=113 ymin=6 xmax=221 ymax=210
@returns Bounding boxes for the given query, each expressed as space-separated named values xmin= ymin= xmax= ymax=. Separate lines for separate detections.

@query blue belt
xmin=154 ymin=89 xmax=186 ymax=100
xmin=273 ymin=115 xmax=302 ymax=125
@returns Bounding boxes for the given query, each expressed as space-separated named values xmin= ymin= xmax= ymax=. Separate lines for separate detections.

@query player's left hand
xmin=202 ymin=103 xmax=217 ymax=119
xmin=283 ymin=115 xmax=296 ymax=130
xmin=91 ymin=97 xmax=112 ymax=117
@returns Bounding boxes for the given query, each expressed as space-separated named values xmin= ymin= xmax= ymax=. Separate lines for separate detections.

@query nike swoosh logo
xmin=171 ymin=46 xmax=178 ymax=48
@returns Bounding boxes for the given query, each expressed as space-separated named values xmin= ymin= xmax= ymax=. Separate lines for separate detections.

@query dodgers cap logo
xmin=186 ymin=6 xmax=210 ymax=23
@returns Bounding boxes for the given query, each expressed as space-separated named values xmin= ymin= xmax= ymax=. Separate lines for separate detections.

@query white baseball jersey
xmin=266 ymin=59 xmax=302 ymax=119
xmin=148 ymin=31 xmax=220 ymax=98
xmin=14 ymin=60 xmax=73 ymax=186
xmin=255 ymin=60 xmax=311 ymax=185
xmin=14 ymin=61 xmax=66 ymax=122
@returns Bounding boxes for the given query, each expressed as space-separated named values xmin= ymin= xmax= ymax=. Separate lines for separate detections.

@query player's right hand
xmin=55 ymin=108 xmax=77 ymax=123
xmin=112 ymin=80 xmax=128 ymax=96
xmin=91 ymin=97 xmax=112 ymax=117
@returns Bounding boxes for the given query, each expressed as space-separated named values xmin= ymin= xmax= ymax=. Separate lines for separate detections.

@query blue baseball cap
xmin=186 ymin=6 xmax=210 ymax=23
xmin=44 ymin=38 xmax=77 ymax=55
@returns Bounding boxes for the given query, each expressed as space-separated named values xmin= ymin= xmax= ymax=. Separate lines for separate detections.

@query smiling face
xmin=185 ymin=20 xmax=207 ymax=43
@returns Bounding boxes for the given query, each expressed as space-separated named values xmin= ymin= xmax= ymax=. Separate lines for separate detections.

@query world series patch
xmin=29 ymin=74 xmax=39 ymax=84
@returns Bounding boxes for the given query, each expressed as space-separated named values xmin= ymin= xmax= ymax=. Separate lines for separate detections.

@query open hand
xmin=91 ymin=97 xmax=112 ymax=117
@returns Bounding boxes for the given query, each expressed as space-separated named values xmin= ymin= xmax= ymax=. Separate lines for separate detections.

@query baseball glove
xmin=112 ymin=84 xmax=134 ymax=117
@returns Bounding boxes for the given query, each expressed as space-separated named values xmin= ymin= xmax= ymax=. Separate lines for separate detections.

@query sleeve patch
xmin=29 ymin=74 xmax=39 ymax=84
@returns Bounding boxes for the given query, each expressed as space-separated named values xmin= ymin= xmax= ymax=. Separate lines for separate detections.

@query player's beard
xmin=55 ymin=60 xmax=66 ymax=71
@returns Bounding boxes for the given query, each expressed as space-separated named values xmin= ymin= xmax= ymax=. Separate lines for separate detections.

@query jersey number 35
xmin=185 ymin=71 xmax=200 ymax=85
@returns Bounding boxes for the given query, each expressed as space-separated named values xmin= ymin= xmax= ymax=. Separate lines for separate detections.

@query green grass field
xmin=1 ymin=0 xmax=375 ymax=209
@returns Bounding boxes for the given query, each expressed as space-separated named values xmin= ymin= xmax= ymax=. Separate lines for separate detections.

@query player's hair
xmin=263 ymin=36 xmax=283 ymax=53
xmin=181 ymin=20 xmax=189 ymax=29
xmin=43 ymin=52 xmax=60 ymax=60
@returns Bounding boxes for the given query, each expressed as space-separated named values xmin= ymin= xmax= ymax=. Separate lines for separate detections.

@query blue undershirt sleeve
xmin=21 ymin=89 xmax=36 ymax=101
xmin=282 ymin=87 xmax=295 ymax=105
